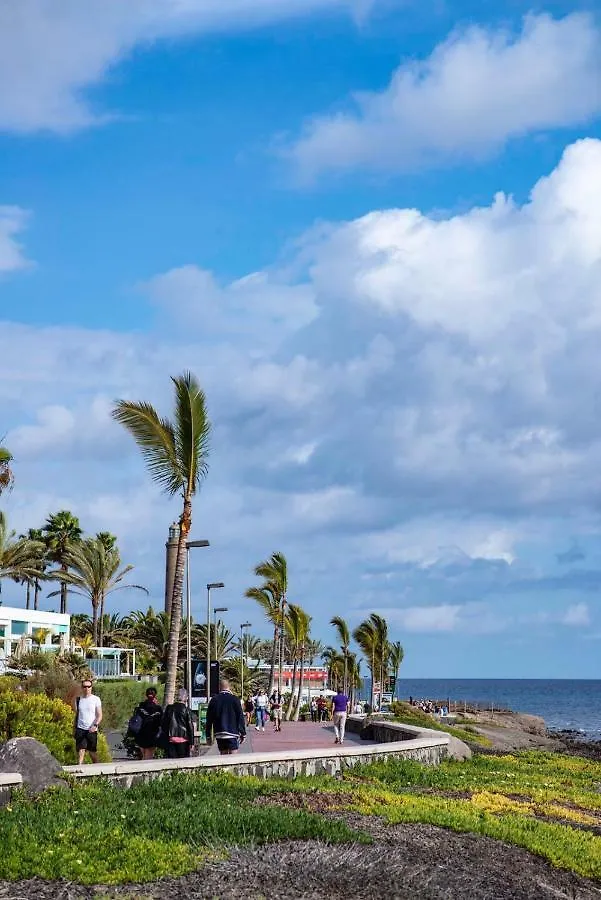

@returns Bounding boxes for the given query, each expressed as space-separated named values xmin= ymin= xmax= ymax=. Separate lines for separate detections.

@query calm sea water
xmin=399 ymin=679 xmax=601 ymax=739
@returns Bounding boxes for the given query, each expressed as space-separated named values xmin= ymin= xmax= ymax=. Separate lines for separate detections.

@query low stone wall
xmin=62 ymin=731 xmax=448 ymax=789
xmin=0 ymin=772 xmax=22 ymax=807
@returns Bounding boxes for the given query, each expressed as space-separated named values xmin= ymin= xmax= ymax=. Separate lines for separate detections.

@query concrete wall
xmin=62 ymin=732 xmax=448 ymax=789
xmin=0 ymin=773 xmax=22 ymax=807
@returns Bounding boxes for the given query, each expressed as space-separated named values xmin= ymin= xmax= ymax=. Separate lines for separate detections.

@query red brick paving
xmin=207 ymin=719 xmax=373 ymax=756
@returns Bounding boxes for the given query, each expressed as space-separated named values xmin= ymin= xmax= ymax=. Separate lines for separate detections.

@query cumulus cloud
xmin=0 ymin=207 xmax=31 ymax=274
xmin=0 ymin=0 xmax=360 ymax=133
xmin=2 ymin=139 xmax=601 ymax=644
xmin=289 ymin=13 xmax=601 ymax=178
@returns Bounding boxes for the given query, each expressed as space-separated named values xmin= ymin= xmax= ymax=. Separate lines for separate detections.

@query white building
xmin=0 ymin=606 xmax=70 ymax=665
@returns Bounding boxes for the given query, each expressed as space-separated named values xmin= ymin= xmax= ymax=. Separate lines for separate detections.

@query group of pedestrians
xmin=244 ymin=688 xmax=285 ymax=732
xmin=129 ymin=686 xmax=195 ymax=759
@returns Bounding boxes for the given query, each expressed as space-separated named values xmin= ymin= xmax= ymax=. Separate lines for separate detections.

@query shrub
xmin=94 ymin=679 xmax=155 ymax=729
xmin=0 ymin=680 xmax=110 ymax=764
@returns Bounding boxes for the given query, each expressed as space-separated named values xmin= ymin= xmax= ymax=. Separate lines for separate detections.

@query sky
xmin=1 ymin=0 xmax=601 ymax=679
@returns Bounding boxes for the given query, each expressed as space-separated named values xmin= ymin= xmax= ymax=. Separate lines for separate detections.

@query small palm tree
xmin=252 ymin=551 xmax=288 ymax=692
xmin=322 ymin=646 xmax=344 ymax=691
xmin=389 ymin=640 xmax=404 ymax=701
xmin=126 ymin=607 xmax=176 ymax=672
xmin=44 ymin=510 xmax=83 ymax=614
xmin=291 ymin=606 xmax=312 ymax=720
xmin=113 ymin=371 xmax=211 ymax=704
xmin=330 ymin=615 xmax=351 ymax=694
xmin=0 ymin=513 xmax=45 ymax=589
xmin=0 ymin=445 xmax=13 ymax=494
xmin=51 ymin=536 xmax=147 ymax=645
xmin=353 ymin=613 xmax=389 ymax=708
xmin=245 ymin=583 xmax=281 ymax=695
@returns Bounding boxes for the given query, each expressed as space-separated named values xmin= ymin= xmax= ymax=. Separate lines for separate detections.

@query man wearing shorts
xmin=205 ymin=679 xmax=246 ymax=755
xmin=74 ymin=679 xmax=102 ymax=764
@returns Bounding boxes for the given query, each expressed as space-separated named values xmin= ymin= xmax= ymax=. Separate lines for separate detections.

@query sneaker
xmin=255 ymin=726 xmax=260 ymax=731
xmin=262 ymin=727 xmax=265 ymax=731
xmin=334 ymin=738 xmax=339 ymax=744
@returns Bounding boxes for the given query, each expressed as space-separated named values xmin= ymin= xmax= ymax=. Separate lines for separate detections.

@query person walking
xmin=205 ymin=679 xmax=246 ymax=755
xmin=73 ymin=678 xmax=103 ymax=764
xmin=310 ymin=698 xmax=318 ymax=723
xmin=254 ymin=688 xmax=269 ymax=731
xmin=244 ymin=695 xmax=254 ymax=726
xmin=270 ymin=690 xmax=283 ymax=732
xmin=134 ymin=687 xmax=163 ymax=760
xmin=332 ymin=687 xmax=349 ymax=745
xmin=162 ymin=688 xmax=195 ymax=758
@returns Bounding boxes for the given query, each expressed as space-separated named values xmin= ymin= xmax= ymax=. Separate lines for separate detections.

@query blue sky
xmin=2 ymin=0 xmax=601 ymax=678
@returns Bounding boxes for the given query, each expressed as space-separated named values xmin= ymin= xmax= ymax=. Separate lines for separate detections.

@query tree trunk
xmin=164 ymin=500 xmax=191 ymax=706
xmin=34 ymin=580 xmax=40 ymax=611
xmin=92 ymin=600 xmax=99 ymax=646
xmin=343 ymin=652 xmax=348 ymax=695
xmin=99 ymin=595 xmax=105 ymax=648
xmin=60 ymin=564 xmax=68 ymax=614
xmin=267 ymin=624 xmax=278 ymax=696
xmin=286 ymin=655 xmax=298 ymax=719
xmin=293 ymin=649 xmax=305 ymax=720
xmin=25 ymin=581 xmax=30 ymax=610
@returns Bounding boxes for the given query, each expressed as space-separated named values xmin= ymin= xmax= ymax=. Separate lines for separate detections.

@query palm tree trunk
xmin=164 ymin=501 xmax=191 ymax=705
xmin=34 ymin=580 xmax=40 ymax=611
xmin=92 ymin=601 xmax=100 ymax=646
xmin=293 ymin=649 xmax=305 ymax=720
xmin=60 ymin=564 xmax=68 ymax=614
xmin=25 ymin=581 xmax=30 ymax=611
xmin=99 ymin=595 xmax=105 ymax=648
xmin=286 ymin=656 xmax=298 ymax=719
xmin=267 ymin=625 xmax=278 ymax=696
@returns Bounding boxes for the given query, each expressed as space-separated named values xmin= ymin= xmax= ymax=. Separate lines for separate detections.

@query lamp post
xmin=213 ymin=606 xmax=228 ymax=662
xmin=206 ymin=582 xmax=224 ymax=700
xmin=240 ymin=622 xmax=252 ymax=700
xmin=185 ymin=539 xmax=210 ymax=710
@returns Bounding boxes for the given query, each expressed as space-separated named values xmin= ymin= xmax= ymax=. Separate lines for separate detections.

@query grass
xmin=0 ymin=772 xmax=361 ymax=884
xmin=388 ymin=701 xmax=492 ymax=746
xmin=1 ymin=752 xmax=601 ymax=884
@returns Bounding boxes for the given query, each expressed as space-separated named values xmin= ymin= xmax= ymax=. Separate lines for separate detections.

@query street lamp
xmin=240 ymin=622 xmax=252 ymax=700
xmin=206 ymin=582 xmax=224 ymax=700
xmin=185 ymin=539 xmax=210 ymax=710
xmin=213 ymin=606 xmax=228 ymax=661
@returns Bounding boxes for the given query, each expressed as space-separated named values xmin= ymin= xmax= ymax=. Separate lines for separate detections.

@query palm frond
xmin=172 ymin=371 xmax=211 ymax=496
xmin=112 ymin=400 xmax=181 ymax=495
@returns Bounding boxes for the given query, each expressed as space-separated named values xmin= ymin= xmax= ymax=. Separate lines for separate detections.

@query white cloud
xmin=372 ymin=602 xmax=508 ymax=634
xmin=561 ymin=603 xmax=590 ymax=627
xmin=363 ymin=519 xmax=518 ymax=567
xmin=0 ymin=207 xmax=30 ymax=274
xmin=290 ymin=13 xmax=601 ymax=178
xmin=0 ymin=0 xmax=361 ymax=133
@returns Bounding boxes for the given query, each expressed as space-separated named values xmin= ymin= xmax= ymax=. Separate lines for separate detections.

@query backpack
xmin=128 ymin=708 xmax=143 ymax=736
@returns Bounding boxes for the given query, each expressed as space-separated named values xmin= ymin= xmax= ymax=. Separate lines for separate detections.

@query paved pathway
xmin=206 ymin=719 xmax=372 ymax=756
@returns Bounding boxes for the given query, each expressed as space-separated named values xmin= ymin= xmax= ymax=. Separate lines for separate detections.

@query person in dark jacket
xmin=135 ymin=687 xmax=163 ymax=760
xmin=205 ymin=679 xmax=246 ymax=755
xmin=162 ymin=688 xmax=195 ymax=758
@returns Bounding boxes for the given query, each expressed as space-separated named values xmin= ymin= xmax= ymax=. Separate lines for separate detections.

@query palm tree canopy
xmin=52 ymin=537 xmax=148 ymax=606
xmin=0 ymin=512 xmax=45 ymax=584
xmin=245 ymin=585 xmax=280 ymax=626
xmin=285 ymin=603 xmax=312 ymax=651
xmin=390 ymin=640 xmax=404 ymax=671
xmin=43 ymin=510 xmax=82 ymax=561
xmin=330 ymin=615 xmax=351 ymax=651
xmin=254 ymin=551 xmax=287 ymax=600
xmin=112 ymin=371 xmax=210 ymax=498
xmin=0 ymin=445 xmax=13 ymax=494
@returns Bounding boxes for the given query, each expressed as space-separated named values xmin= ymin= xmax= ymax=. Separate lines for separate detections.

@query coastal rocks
xmin=0 ymin=737 xmax=66 ymax=795
xmin=446 ymin=735 xmax=472 ymax=761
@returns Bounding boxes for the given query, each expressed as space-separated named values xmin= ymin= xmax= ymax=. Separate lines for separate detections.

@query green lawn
xmin=1 ymin=751 xmax=600 ymax=884
xmin=388 ymin=700 xmax=492 ymax=746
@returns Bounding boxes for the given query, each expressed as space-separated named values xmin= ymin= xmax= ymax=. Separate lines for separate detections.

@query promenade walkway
xmin=206 ymin=719 xmax=372 ymax=756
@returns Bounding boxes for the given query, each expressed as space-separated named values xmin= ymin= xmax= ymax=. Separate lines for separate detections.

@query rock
xmin=446 ymin=735 xmax=472 ymax=761
xmin=0 ymin=737 xmax=67 ymax=795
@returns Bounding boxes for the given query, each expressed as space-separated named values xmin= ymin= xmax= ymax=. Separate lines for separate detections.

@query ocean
xmin=396 ymin=679 xmax=601 ymax=740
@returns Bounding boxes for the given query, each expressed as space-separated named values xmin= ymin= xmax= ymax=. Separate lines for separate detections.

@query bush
xmin=0 ymin=679 xmax=110 ymax=764
xmin=94 ymin=680 xmax=155 ymax=729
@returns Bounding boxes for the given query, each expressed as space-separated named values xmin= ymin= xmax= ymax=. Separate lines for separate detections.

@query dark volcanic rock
xmin=0 ymin=737 xmax=66 ymax=795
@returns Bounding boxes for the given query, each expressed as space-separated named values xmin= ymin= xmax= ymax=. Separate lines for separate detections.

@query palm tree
xmin=27 ymin=528 xmax=45 ymax=610
xmin=0 ymin=445 xmax=13 ymax=494
xmin=322 ymin=646 xmax=344 ymax=691
xmin=70 ymin=612 xmax=92 ymax=640
xmin=44 ymin=510 xmax=82 ymax=614
xmin=389 ymin=640 xmax=404 ymax=701
xmin=353 ymin=614 xmax=389 ymax=709
xmin=291 ymin=606 xmax=312 ymax=720
xmin=284 ymin=604 xmax=303 ymax=718
xmin=252 ymin=551 xmax=287 ymax=693
xmin=51 ymin=536 xmax=147 ymax=645
xmin=0 ymin=513 xmax=45 ymax=590
xmin=245 ymin=583 xmax=281 ymax=695
xmin=126 ymin=607 xmax=176 ymax=672
xmin=330 ymin=615 xmax=351 ymax=694
xmin=98 ymin=612 xmax=129 ymax=647
xmin=192 ymin=621 xmax=237 ymax=663
xmin=112 ymin=371 xmax=211 ymax=705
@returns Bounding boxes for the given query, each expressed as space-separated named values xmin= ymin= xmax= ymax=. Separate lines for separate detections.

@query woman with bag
xmin=130 ymin=687 xmax=163 ymax=760
xmin=161 ymin=688 xmax=195 ymax=758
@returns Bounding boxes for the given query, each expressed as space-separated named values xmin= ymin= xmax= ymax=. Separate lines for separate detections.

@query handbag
xmin=128 ymin=709 xmax=143 ymax=736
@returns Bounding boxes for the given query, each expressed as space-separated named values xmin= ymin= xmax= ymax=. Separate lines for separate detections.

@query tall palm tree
xmin=245 ymin=583 xmax=281 ymax=695
xmin=112 ymin=371 xmax=211 ymax=704
xmin=389 ymin=640 xmax=404 ymax=701
xmin=26 ymin=528 xmax=45 ymax=610
xmin=353 ymin=613 xmax=389 ymax=709
xmin=291 ymin=606 xmax=312 ymax=720
xmin=253 ymin=551 xmax=287 ymax=693
xmin=330 ymin=615 xmax=351 ymax=694
xmin=0 ymin=513 xmax=45 ymax=590
xmin=284 ymin=603 xmax=305 ymax=718
xmin=322 ymin=646 xmax=344 ymax=691
xmin=44 ymin=510 xmax=82 ymax=614
xmin=0 ymin=445 xmax=13 ymax=494
xmin=51 ymin=536 xmax=147 ymax=645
